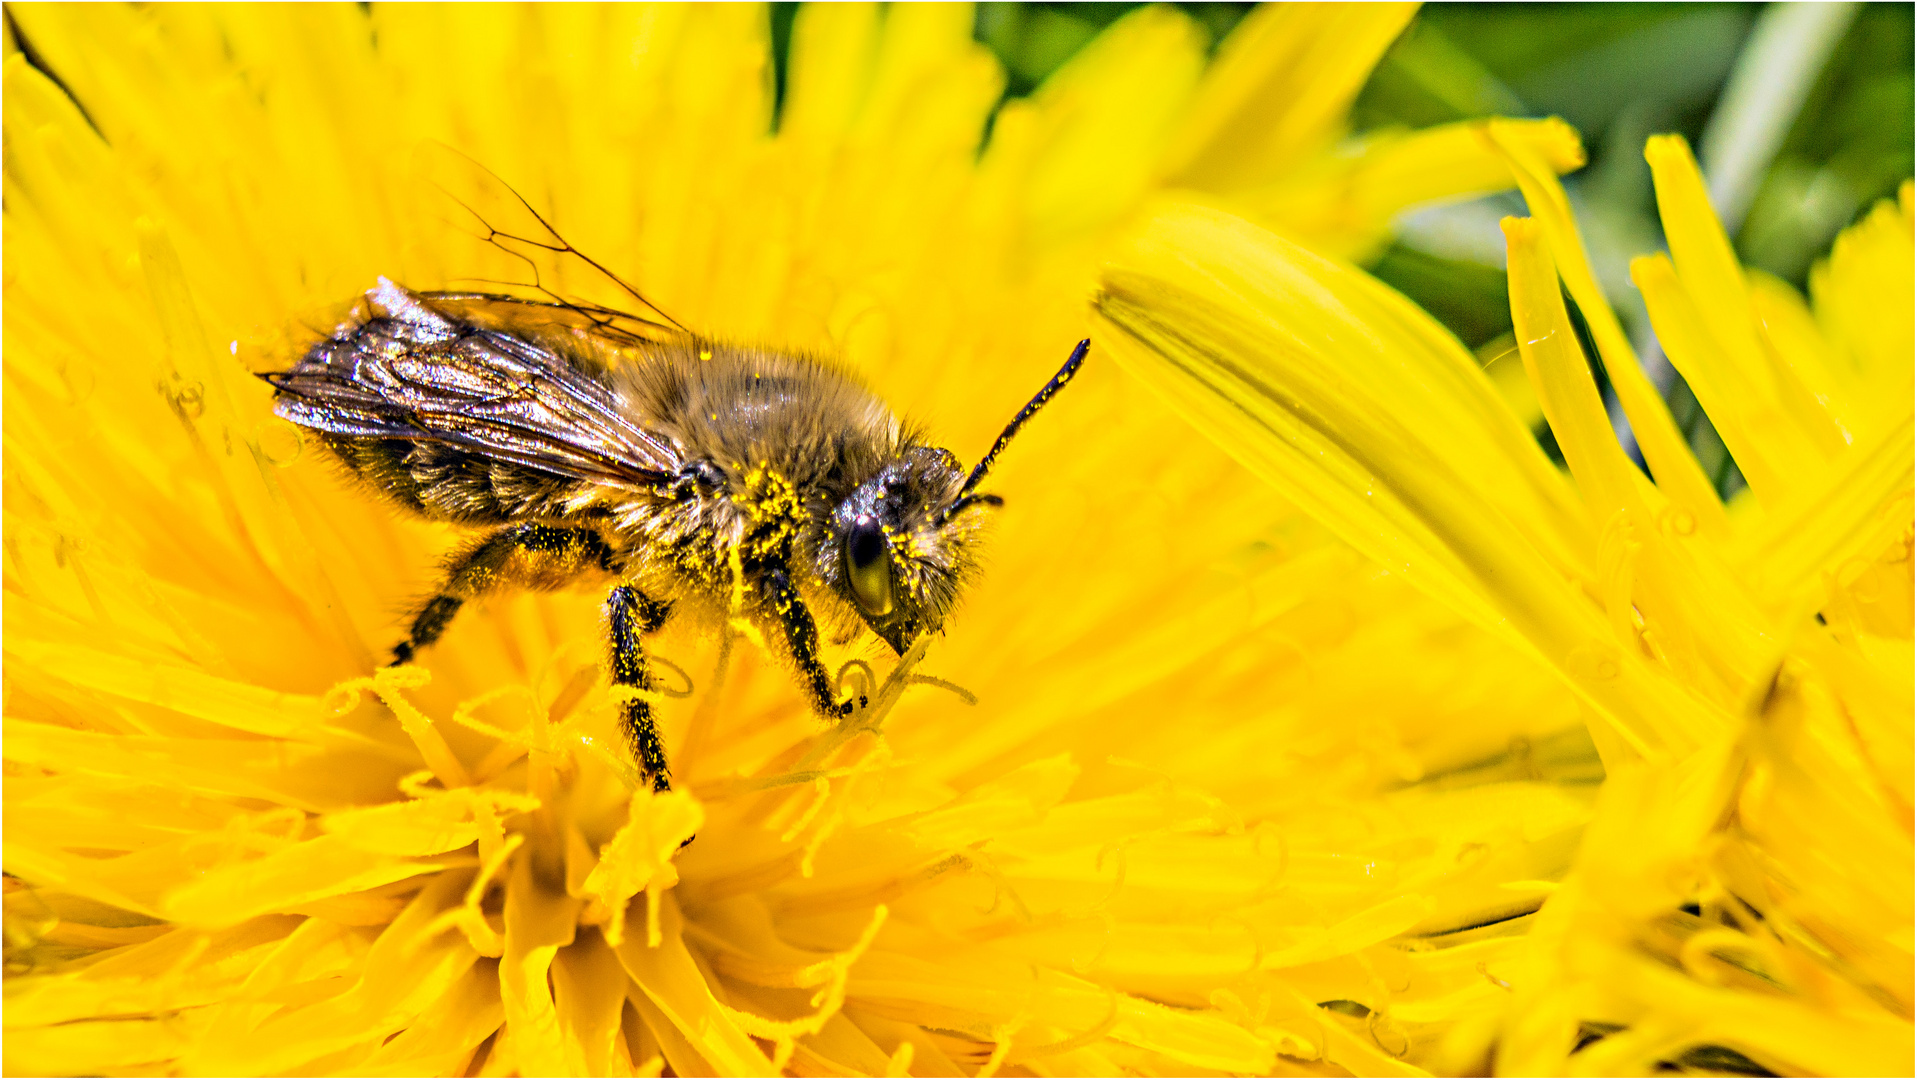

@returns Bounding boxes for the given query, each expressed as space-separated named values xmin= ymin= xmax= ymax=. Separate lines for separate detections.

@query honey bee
xmin=262 ymin=176 xmax=1085 ymax=794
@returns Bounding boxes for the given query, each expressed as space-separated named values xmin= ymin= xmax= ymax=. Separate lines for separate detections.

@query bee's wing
xmin=267 ymin=280 xmax=681 ymax=485
xmin=412 ymin=141 xmax=684 ymax=347
xmin=405 ymin=290 xmax=669 ymax=369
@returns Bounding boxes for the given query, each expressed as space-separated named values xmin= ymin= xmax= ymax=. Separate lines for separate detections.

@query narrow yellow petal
xmin=498 ymin=853 xmax=586 ymax=1076
xmin=1488 ymin=120 xmax=1730 ymax=538
xmin=1005 ymin=5 xmax=1208 ymax=243
xmin=321 ymin=787 xmax=538 ymax=858
xmin=550 ymin=937 xmax=632 ymax=1077
xmin=1747 ymin=269 xmax=1861 ymax=435
xmin=1 ymin=719 xmax=402 ymax=813
xmin=4 ymin=639 xmax=324 ymax=738
xmin=1810 ymin=183 xmax=1917 ymax=435
xmin=781 ymin=3 xmax=882 ymax=140
xmin=161 ymin=836 xmax=446 ymax=929
xmin=1097 ymin=222 xmax=1521 ymax=644
xmin=1738 ymin=414 xmax=1916 ymax=615
xmin=1508 ymin=218 xmax=1786 ymax=720
xmin=1646 ymin=135 xmax=1848 ymax=472
xmin=1096 ymin=200 xmax=1714 ymax=761
xmin=1247 ymin=116 xmax=1586 ymax=262
xmin=179 ymin=873 xmax=480 ymax=1074
xmin=615 ymin=895 xmax=777 ymax=1075
xmin=1645 ymin=138 xmax=1761 ymax=354
xmin=348 ymin=964 xmax=504 ymax=1075
xmin=1501 ymin=216 xmax=1642 ymax=526
xmin=1162 ymin=1 xmax=1419 ymax=190
xmin=3 ymin=1016 xmax=203 ymax=1075
xmin=1359 ymin=116 xmax=1586 ymax=224
xmin=858 ymin=4 xmax=1002 ymax=153
xmin=1632 ymin=252 xmax=1794 ymax=500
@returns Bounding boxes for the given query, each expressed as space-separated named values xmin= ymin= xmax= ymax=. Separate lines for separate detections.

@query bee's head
xmin=819 ymin=339 xmax=1088 ymax=656
xmin=824 ymin=447 xmax=978 ymax=654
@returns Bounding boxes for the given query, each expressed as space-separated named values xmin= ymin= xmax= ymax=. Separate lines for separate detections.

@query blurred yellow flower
xmin=1098 ymin=122 xmax=1912 ymax=1075
xmin=5 ymin=3 xmax=1617 ymax=1076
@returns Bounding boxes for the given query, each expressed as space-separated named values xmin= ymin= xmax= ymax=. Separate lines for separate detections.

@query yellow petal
xmin=1363 ymin=115 xmax=1584 ymax=218
xmin=1810 ymin=182 xmax=1917 ymax=438
xmin=1645 ymin=135 xmax=1848 ymax=497
xmin=1245 ymin=116 xmax=1586 ymax=262
xmin=346 ymin=963 xmax=505 ymax=1075
xmin=1633 ymin=251 xmax=1798 ymax=500
xmin=1501 ymin=216 xmax=1643 ymax=526
xmin=497 ymin=852 xmax=586 ymax=1075
xmin=996 ymin=4 xmax=1207 ymax=244
xmin=1488 ymin=119 xmax=1729 ymax=537
xmin=1162 ymin=1 xmax=1418 ymax=190
xmin=1737 ymin=414 xmax=1916 ymax=618
xmin=179 ymin=873 xmax=481 ymax=1074
xmin=615 ymin=895 xmax=777 ymax=1075
xmin=1747 ymin=268 xmax=1861 ymax=436
xmin=549 ymin=935 xmax=633 ymax=1076
xmin=1097 ymin=199 xmax=1716 ymax=760
xmin=781 ymin=3 xmax=883 ymax=140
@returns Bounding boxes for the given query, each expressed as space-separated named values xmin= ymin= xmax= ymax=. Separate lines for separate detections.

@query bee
xmin=262 ymin=193 xmax=1085 ymax=795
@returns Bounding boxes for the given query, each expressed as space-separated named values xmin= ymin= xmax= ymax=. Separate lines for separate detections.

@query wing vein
xmin=265 ymin=283 xmax=682 ymax=487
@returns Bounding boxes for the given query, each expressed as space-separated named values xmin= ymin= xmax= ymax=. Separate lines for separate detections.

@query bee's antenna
xmin=936 ymin=338 xmax=1089 ymax=526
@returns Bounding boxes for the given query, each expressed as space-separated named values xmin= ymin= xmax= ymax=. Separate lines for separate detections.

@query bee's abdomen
xmin=320 ymin=434 xmax=433 ymax=513
xmin=318 ymin=433 xmax=593 ymax=525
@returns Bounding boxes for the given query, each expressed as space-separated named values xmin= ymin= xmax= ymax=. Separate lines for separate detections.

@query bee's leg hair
xmin=390 ymin=523 xmax=614 ymax=665
xmin=765 ymin=565 xmax=854 ymax=718
xmin=607 ymin=584 xmax=675 ymax=793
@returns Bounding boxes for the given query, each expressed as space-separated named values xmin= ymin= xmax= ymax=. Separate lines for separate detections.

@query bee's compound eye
xmin=844 ymin=517 xmax=894 ymax=617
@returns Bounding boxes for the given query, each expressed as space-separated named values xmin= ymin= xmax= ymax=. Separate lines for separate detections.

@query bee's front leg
xmin=764 ymin=566 xmax=856 ymax=718
xmin=606 ymin=584 xmax=675 ymax=792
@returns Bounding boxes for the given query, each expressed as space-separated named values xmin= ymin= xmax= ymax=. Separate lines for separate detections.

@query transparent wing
xmin=406 ymin=290 xmax=667 ymax=377
xmin=411 ymin=140 xmax=686 ymax=349
xmin=267 ymin=280 xmax=681 ymax=486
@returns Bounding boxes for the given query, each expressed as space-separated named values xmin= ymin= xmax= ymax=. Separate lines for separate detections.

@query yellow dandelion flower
xmin=1098 ymin=120 xmax=1912 ymax=1075
xmin=6 ymin=4 xmax=1592 ymax=1077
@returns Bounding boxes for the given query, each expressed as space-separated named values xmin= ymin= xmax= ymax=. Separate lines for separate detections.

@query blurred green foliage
xmin=1353 ymin=4 xmax=1752 ymax=139
xmin=1367 ymin=246 xmax=1516 ymax=351
xmin=1357 ymin=3 xmax=1913 ymax=334
xmin=1740 ymin=3 xmax=1916 ymax=281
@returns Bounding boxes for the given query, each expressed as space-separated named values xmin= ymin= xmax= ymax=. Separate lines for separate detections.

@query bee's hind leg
xmin=391 ymin=523 xmax=614 ymax=665
xmin=606 ymin=584 xmax=675 ymax=793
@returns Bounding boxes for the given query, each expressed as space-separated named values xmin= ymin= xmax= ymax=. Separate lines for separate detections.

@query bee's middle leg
xmin=606 ymin=584 xmax=674 ymax=792
xmin=391 ymin=523 xmax=613 ymax=664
